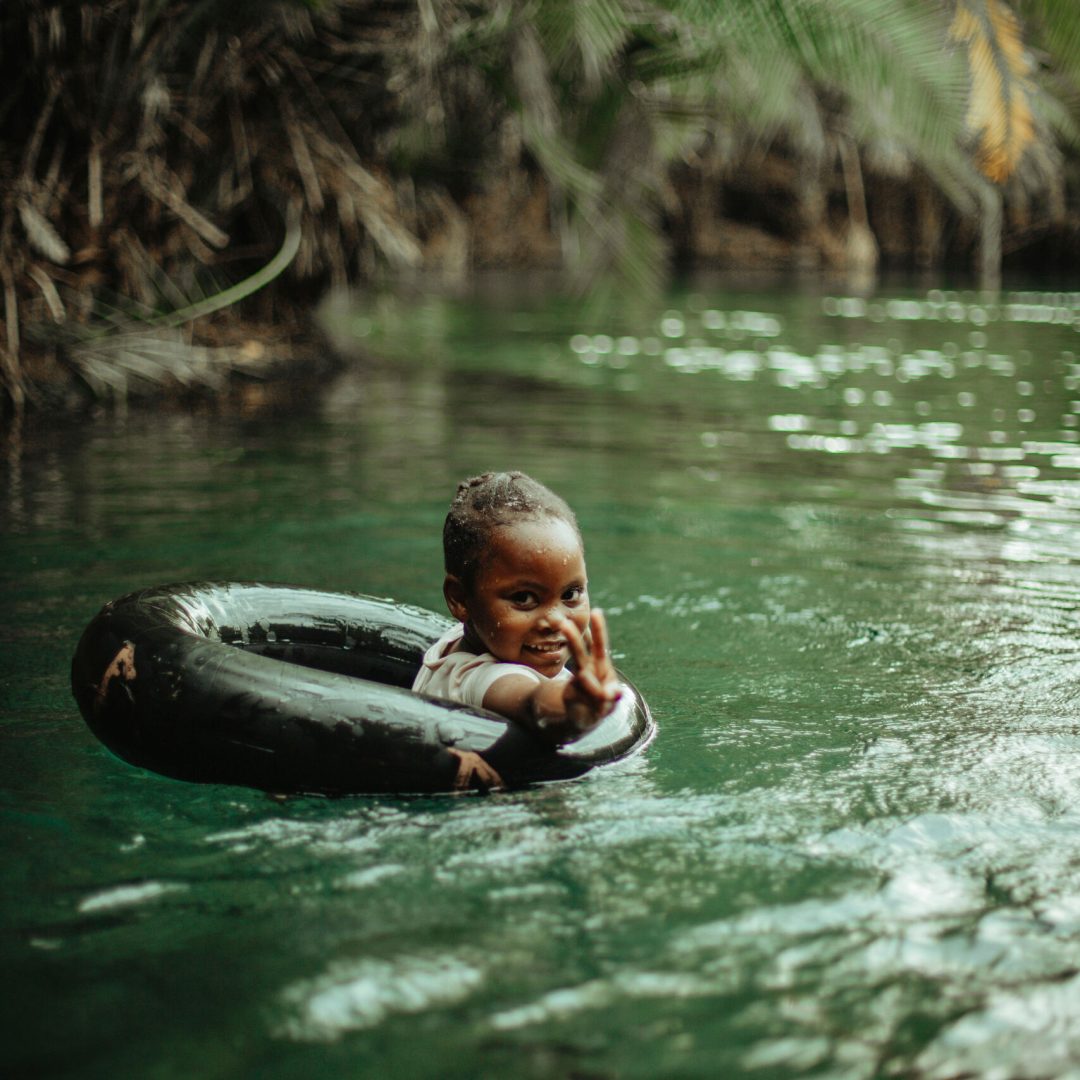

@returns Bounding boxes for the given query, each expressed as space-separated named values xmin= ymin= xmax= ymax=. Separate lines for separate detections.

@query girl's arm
xmin=481 ymin=611 xmax=622 ymax=744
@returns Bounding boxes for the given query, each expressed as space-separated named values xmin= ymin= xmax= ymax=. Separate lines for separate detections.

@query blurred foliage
xmin=2 ymin=0 xmax=1080 ymax=407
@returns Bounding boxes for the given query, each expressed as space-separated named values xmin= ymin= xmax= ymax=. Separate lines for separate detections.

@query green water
xmin=7 ymin=279 xmax=1080 ymax=1077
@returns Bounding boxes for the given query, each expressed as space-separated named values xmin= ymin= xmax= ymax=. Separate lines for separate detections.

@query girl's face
xmin=446 ymin=516 xmax=590 ymax=677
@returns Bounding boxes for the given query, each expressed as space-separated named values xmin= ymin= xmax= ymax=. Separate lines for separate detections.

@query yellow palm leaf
xmin=949 ymin=0 xmax=1036 ymax=182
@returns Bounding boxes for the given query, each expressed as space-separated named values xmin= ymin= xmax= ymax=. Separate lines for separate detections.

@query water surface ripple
xmin=6 ymin=283 xmax=1080 ymax=1077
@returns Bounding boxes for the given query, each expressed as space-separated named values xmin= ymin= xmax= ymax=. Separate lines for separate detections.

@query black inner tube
xmin=71 ymin=582 xmax=655 ymax=795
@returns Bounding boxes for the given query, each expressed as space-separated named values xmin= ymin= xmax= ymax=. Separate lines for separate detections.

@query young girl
xmin=413 ymin=472 xmax=621 ymax=760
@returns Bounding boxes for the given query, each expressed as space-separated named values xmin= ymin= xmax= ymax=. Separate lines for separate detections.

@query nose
xmin=537 ymin=598 xmax=575 ymax=632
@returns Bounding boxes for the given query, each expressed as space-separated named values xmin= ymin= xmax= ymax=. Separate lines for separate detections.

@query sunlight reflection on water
xmin=10 ymin=283 xmax=1080 ymax=1076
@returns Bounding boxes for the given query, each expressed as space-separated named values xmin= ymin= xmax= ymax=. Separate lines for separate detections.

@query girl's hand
xmin=560 ymin=610 xmax=622 ymax=733
xmin=487 ymin=610 xmax=623 ymax=743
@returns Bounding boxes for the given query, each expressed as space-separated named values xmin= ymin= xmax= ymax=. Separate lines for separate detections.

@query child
xmin=413 ymin=472 xmax=621 ymax=768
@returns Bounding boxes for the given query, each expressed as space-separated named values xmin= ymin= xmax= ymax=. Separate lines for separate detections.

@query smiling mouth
xmin=524 ymin=641 xmax=566 ymax=658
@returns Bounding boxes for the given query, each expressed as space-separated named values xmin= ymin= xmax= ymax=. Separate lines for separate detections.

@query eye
xmin=562 ymin=585 xmax=586 ymax=604
xmin=509 ymin=590 xmax=538 ymax=607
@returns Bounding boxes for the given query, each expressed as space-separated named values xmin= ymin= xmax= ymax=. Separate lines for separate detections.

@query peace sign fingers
xmin=559 ymin=611 xmax=621 ymax=719
xmin=561 ymin=614 xmax=592 ymax=675
xmin=588 ymin=610 xmax=616 ymax=686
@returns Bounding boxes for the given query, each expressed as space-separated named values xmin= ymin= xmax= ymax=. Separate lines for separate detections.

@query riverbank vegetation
xmin=3 ymin=0 xmax=1080 ymax=411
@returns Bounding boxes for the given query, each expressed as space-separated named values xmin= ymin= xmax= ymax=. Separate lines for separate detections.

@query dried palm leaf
xmin=87 ymin=138 xmax=104 ymax=229
xmin=18 ymin=201 xmax=70 ymax=265
xmin=307 ymin=129 xmax=422 ymax=268
xmin=27 ymin=264 xmax=65 ymax=322
xmin=223 ymin=93 xmax=254 ymax=210
xmin=2 ymin=267 xmax=19 ymax=356
xmin=65 ymin=207 xmax=300 ymax=398
xmin=1 ymin=264 xmax=25 ymax=408
xmin=138 ymin=161 xmax=230 ymax=248
xmin=950 ymin=0 xmax=1037 ymax=182
xmin=280 ymin=95 xmax=325 ymax=212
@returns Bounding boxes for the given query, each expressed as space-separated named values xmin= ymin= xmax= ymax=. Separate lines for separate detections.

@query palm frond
xmin=155 ymin=205 xmax=302 ymax=328
xmin=535 ymin=0 xmax=632 ymax=87
xmin=1020 ymin=0 xmax=1080 ymax=86
xmin=64 ymin=205 xmax=301 ymax=398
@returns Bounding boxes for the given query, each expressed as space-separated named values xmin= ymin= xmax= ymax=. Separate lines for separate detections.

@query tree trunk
xmin=793 ymin=162 xmax=826 ymax=269
xmin=837 ymin=135 xmax=878 ymax=282
xmin=979 ymin=183 xmax=1003 ymax=291
xmin=914 ymin=177 xmax=943 ymax=270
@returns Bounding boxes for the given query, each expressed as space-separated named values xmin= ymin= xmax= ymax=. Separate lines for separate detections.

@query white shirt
xmin=411 ymin=624 xmax=569 ymax=710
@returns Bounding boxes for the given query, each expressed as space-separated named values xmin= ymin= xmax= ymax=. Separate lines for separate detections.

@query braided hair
xmin=443 ymin=472 xmax=580 ymax=587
